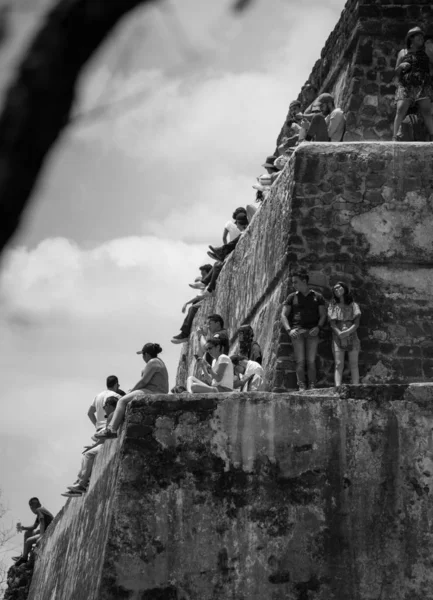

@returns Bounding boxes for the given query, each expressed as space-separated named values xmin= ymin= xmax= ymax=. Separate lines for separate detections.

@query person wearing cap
xmin=393 ymin=27 xmax=433 ymax=141
xmin=298 ymin=93 xmax=345 ymax=143
xmin=95 ymin=343 xmax=169 ymax=439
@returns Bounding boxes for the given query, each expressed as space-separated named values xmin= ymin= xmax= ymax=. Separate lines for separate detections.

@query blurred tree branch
xmin=0 ymin=0 xmax=156 ymax=257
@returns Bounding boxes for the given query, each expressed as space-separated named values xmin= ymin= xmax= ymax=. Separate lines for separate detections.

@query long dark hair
xmin=238 ymin=325 xmax=254 ymax=357
xmin=332 ymin=281 xmax=354 ymax=305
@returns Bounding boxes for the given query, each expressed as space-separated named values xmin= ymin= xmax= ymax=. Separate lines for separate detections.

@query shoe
xmin=15 ymin=557 xmax=27 ymax=567
xmin=298 ymin=384 xmax=306 ymax=392
xmin=171 ymin=334 xmax=189 ymax=344
xmin=308 ymin=384 xmax=316 ymax=390
xmin=67 ymin=484 xmax=87 ymax=493
xmin=207 ymin=251 xmax=220 ymax=261
xmin=94 ymin=428 xmax=117 ymax=439
xmin=208 ymin=246 xmax=225 ymax=260
xmin=202 ymin=289 xmax=214 ymax=298
xmin=61 ymin=491 xmax=83 ymax=498
xmin=189 ymin=282 xmax=205 ymax=289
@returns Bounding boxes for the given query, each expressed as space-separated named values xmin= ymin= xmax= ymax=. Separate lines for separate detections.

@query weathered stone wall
xmin=177 ymin=142 xmax=433 ymax=391
xmin=25 ymin=386 xmax=433 ymax=599
xmin=26 ymin=438 xmax=121 ymax=600
xmin=276 ymin=0 xmax=433 ymax=143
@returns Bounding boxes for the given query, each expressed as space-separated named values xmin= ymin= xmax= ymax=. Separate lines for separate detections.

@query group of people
xmin=12 ymin=39 xmax=385 ymax=569
xmin=13 ymin=351 xmax=171 ymax=564
xmin=186 ymin=315 xmax=264 ymax=393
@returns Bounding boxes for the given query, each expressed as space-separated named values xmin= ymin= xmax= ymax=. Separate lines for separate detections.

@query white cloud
xmin=0 ymin=235 xmax=205 ymax=319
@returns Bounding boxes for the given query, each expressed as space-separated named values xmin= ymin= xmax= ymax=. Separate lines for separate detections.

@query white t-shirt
xmin=242 ymin=360 xmax=264 ymax=391
xmin=211 ymin=354 xmax=234 ymax=390
xmin=224 ymin=221 xmax=241 ymax=242
xmin=326 ymin=108 xmax=345 ymax=142
xmin=92 ymin=390 xmax=121 ymax=430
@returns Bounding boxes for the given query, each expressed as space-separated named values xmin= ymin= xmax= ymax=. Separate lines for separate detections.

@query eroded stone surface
xmin=26 ymin=389 xmax=433 ymax=600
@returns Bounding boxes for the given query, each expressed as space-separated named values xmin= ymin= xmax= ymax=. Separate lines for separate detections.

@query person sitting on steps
xmin=14 ymin=498 xmax=54 ymax=566
xmin=171 ymin=264 xmax=212 ymax=344
xmin=222 ymin=207 xmax=247 ymax=245
xmin=187 ymin=338 xmax=234 ymax=393
xmin=60 ymin=395 xmax=120 ymax=498
xmin=297 ymin=93 xmax=345 ymax=143
xmin=95 ymin=343 xmax=169 ymax=439
xmin=237 ymin=324 xmax=263 ymax=364
xmin=207 ymin=214 xmax=249 ymax=263
xmin=230 ymin=355 xmax=265 ymax=391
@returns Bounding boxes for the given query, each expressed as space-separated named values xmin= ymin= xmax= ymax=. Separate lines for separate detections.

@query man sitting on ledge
xmin=230 ymin=355 xmax=265 ymax=391
xmin=14 ymin=498 xmax=54 ymax=566
xmin=61 ymin=395 xmax=119 ymax=498
xmin=298 ymin=93 xmax=345 ymax=142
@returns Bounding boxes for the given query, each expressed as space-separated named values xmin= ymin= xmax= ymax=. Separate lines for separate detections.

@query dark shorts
xmin=395 ymin=82 xmax=433 ymax=103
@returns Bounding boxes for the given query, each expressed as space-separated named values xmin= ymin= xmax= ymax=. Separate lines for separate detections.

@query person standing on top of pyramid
xmin=393 ymin=27 xmax=433 ymax=141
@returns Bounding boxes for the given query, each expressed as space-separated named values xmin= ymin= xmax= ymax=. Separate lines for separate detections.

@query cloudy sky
xmin=0 ymin=0 xmax=345 ymax=566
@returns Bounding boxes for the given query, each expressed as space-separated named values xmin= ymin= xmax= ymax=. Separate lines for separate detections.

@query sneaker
xmin=189 ymin=282 xmax=205 ymax=289
xmin=61 ymin=491 xmax=83 ymax=498
xmin=94 ymin=428 xmax=117 ymax=439
xmin=67 ymin=484 xmax=87 ymax=493
xmin=207 ymin=251 xmax=220 ymax=261
xmin=298 ymin=384 xmax=306 ymax=392
xmin=308 ymin=383 xmax=316 ymax=390
xmin=171 ymin=334 xmax=189 ymax=344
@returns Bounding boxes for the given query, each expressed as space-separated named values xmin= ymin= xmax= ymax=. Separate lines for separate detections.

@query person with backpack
xmin=281 ymin=268 xmax=326 ymax=391
xmin=393 ymin=27 xmax=433 ymax=141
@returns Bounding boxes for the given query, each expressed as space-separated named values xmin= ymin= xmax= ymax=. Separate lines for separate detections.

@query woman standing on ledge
xmin=393 ymin=27 xmax=433 ymax=141
xmin=96 ymin=342 xmax=169 ymax=439
xmin=187 ymin=338 xmax=234 ymax=393
xmin=328 ymin=283 xmax=361 ymax=388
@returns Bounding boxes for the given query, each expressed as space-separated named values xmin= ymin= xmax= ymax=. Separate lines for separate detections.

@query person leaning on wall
xmin=328 ymin=282 xmax=361 ymax=388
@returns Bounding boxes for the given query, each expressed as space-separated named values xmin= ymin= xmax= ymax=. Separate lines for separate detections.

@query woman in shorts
xmin=393 ymin=27 xmax=433 ymax=140
xmin=328 ymin=282 xmax=361 ymax=388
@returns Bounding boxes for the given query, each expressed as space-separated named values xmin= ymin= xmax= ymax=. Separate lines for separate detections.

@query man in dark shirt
xmin=281 ymin=268 xmax=326 ymax=391
xmin=14 ymin=498 xmax=54 ymax=566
